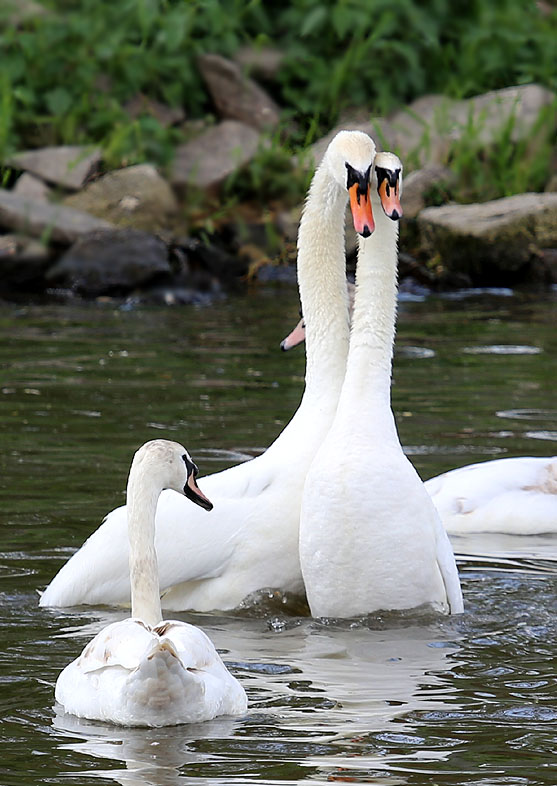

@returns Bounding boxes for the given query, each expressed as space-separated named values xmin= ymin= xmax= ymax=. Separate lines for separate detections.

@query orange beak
xmin=378 ymin=178 xmax=402 ymax=220
xmin=349 ymin=182 xmax=375 ymax=237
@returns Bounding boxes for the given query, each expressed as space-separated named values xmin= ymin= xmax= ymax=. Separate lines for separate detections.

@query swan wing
xmin=433 ymin=516 xmax=464 ymax=614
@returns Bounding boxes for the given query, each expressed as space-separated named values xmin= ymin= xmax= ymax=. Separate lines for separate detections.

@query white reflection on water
xmin=51 ymin=618 xmax=463 ymax=786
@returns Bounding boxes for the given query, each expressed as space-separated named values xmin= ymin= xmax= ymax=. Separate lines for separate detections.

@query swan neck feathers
xmin=296 ymin=157 xmax=349 ymax=398
xmin=344 ymin=197 xmax=400 ymax=404
xmin=126 ymin=450 xmax=165 ymax=627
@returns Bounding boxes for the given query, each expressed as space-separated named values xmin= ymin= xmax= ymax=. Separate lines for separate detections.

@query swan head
xmin=132 ymin=440 xmax=213 ymax=511
xmin=323 ymin=130 xmax=377 ymax=237
xmin=373 ymin=151 xmax=403 ymax=221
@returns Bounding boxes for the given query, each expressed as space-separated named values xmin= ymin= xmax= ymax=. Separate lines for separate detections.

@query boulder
xmin=123 ymin=94 xmax=185 ymax=127
xmin=0 ymin=189 xmax=113 ymax=244
xmin=387 ymin=84 xmax=556 ymax=167
xmin=233 ymin=46 xmax=284 ymax=81
xmin=402 ymin=165 xmax=455 ymax=218
xmin=7 ymin=145 xmax=101 ymax=190
xmin=171 ymin=121 xmax=260 ymax=190
xmin=64 ymin=164 xmax=178 ymax=232
xmin=197 ymin=53 xmax=280 ymax=131
xmin=418 ymin=192 xmax=557 ymax=283
xmin=45 ymin=229 xmax=171 ymax=296
xmin=13 ymin=172 xmax=51 ymax=202
xmin=0 ymin=233 xmax=50 ymax=289
xmin=1 ymin=0 xmax=49 ymax=25
xmin=306 ymin=84 xmax=555 ymax=171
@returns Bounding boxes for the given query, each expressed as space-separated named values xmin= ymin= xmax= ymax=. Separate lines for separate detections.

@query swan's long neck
xmin=126 ymin=463 xmax=163 ymax=627
xmin=342 ymin=201 xmax=399 ymax=410
xmin=297 ymin=162 xmax=350 ymax=403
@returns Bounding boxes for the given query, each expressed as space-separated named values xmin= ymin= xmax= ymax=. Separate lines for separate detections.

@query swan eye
xmin=345 ymin=163 xmax=371 ymax=197
xmin=182 ymin=454 xmax=198 ymax=478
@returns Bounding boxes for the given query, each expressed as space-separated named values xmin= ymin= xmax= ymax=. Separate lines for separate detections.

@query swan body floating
xmin=41 ymin=131 xmax=377 ymax=612
xmin=299 ymin=152 xmax=463 ymax=618
xmin=425 ymin=455 xmax=557 ymax=534
xmin=54 ymin=440 xmax=247 ymax=727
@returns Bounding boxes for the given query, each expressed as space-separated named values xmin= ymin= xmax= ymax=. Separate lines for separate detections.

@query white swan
xmin=299 ymin=152 xmax=464 ymax=618
xmin=54 ymin=440 xmax=247 ymax=726
xmin=280 ymin=282 xmax=356 ymax=351
xmin=425 ymin=455 xmax=557 ymax=534
xmin=40 ymin=130 xmax=377 ymax=612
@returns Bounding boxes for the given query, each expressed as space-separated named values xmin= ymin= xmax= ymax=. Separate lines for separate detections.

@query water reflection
xmin=51 ymin=616 xmax=462 ymax=786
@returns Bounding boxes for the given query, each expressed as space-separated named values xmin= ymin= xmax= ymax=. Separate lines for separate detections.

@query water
xmin=1 ymin=287 xmax=556 ymax=785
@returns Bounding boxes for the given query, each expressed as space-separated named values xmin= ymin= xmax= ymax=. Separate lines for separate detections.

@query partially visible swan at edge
xmin=55 ymin=440 xmax=247 ymax=726
xmin=425 ymin=455 xmax=557 ymax=534
xmin=299 ymin=152 xmax=464 ymax=617
xmin=281 ymin=289 xmax=557 ymax=539
xmin=40 ymin=130 xmax=377 ymax=612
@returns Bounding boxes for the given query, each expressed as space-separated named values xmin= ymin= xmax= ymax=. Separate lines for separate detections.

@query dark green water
xmin=1 ymin=287 xmax=556 ymax=786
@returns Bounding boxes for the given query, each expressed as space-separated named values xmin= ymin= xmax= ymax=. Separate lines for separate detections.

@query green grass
xmin=0 ymin=0 xmax=555 ymax=209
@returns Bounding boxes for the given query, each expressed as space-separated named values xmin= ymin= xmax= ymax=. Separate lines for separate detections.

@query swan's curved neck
xmin=342 ymin=204 xmax=399 ymax=407
xmin=126 ymin=464 xmax=163 ymax=627
xmin=296 ymin=162 xmax=350 ymax=403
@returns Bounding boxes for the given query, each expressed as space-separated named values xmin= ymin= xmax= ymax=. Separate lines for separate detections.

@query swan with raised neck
xmin=300 ymin=152 xmax=464 ymax=618
xmin=40 ymin=131 xmax=378 ymax=613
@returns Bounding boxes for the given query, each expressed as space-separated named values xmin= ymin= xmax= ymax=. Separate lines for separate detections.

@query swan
xmin=425 ymin=455 xmax=557 ymax=534
xmin=54 ymin=440 xmax=247 ymax=726
xmin=40 ymin=130 xmax=377 ymax=612
xmin=299 ymin=152 xmax=464 ymax=618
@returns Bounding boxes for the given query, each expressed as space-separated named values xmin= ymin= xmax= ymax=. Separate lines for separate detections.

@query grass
xmin=0 ymin=0 xmax=555 ymax=215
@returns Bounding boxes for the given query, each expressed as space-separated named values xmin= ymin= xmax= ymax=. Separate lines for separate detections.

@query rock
xmin=1 ymin=0 xmax=49 ymax=25
xmin=171 ymin=121 xmax=260 ymax=190
xmin=402 ymin=165 xmax=455 ymax=218
xmin=0 ymin=189 xmax=113 ymax=244
xmin=7 ymin=145 xmax=102 ymax=191
xmin=123 ymin=94 xmax=185 ymax=127
xmin=388 ymin=84 xmax=555 ymax=167
xmin=418 ymin=192 xmax=557 ymax=283
xmin=46 ymin=229 xmax=170 ymax=296
xmin=13 ymin=172 xmax=51 ymax=202
xmin=306 ymin=120 xmax=386 ymax=169
xmin=0 ymin=233 xmax=51 ymax=289
xmin=307 ymin=84 xmax=555 ymax=172
xmin=197 ymin=53 xmax=280 ymax=131
xmin=63 ymin=164 xmax=178 ymax=232
xmin=233 ymin=46 xmax=284 ymax=81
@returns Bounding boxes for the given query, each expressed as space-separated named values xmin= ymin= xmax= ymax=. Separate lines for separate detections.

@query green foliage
xmin=0 ymin=0 xmax=555 ymax=196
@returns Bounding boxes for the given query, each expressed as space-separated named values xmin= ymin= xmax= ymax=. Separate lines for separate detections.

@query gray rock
xmin=1 ymin=0 xmax=49 ymax=25
xmin=7 ymin=145 xmax=102 ymax=191
xmin=46 ymin=229 xmax=170 ymax=295
xmin=171 ymin=120 xmax=260 ymax=189
xmin=123 ymin=94 xmax=185 ymax=127
xmin=0 ymin=189 xmax=113 ymax=244
xmin=13 ymin=172 xmax=51 ymax=202
xmin=402 ymin=165 xmax=455 ymax=218
xmin=306 ymin=84 xmax=555 ymax=172
xmin=0 ymin=233 xmax=51 ymax=288
xmin=64 ymin=164 xmax=178 ymax=232
xmin=233 ymin=46 xmax=284 ymax=81
xmin=388 ymin=84 xmax=555 ymax=167
xmin=418 ymin=192 xmax=557 ymax=280
xmin=198 ymin=53 xmax=280 ymax=130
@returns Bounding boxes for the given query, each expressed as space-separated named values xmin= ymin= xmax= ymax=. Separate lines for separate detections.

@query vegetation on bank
xmin=0 ymin=0 xmax=556 ymax=211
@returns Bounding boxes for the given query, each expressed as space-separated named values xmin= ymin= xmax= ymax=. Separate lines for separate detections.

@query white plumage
xmin=41 ymin=131 xmax=378 ymax=613
xmin=425 ymin=455 xmax=557 ymax=534
xmin=54 ymin=440 xmax=247 ymax=726
xmin=300 ymin=152 xmax=463 ymax=618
